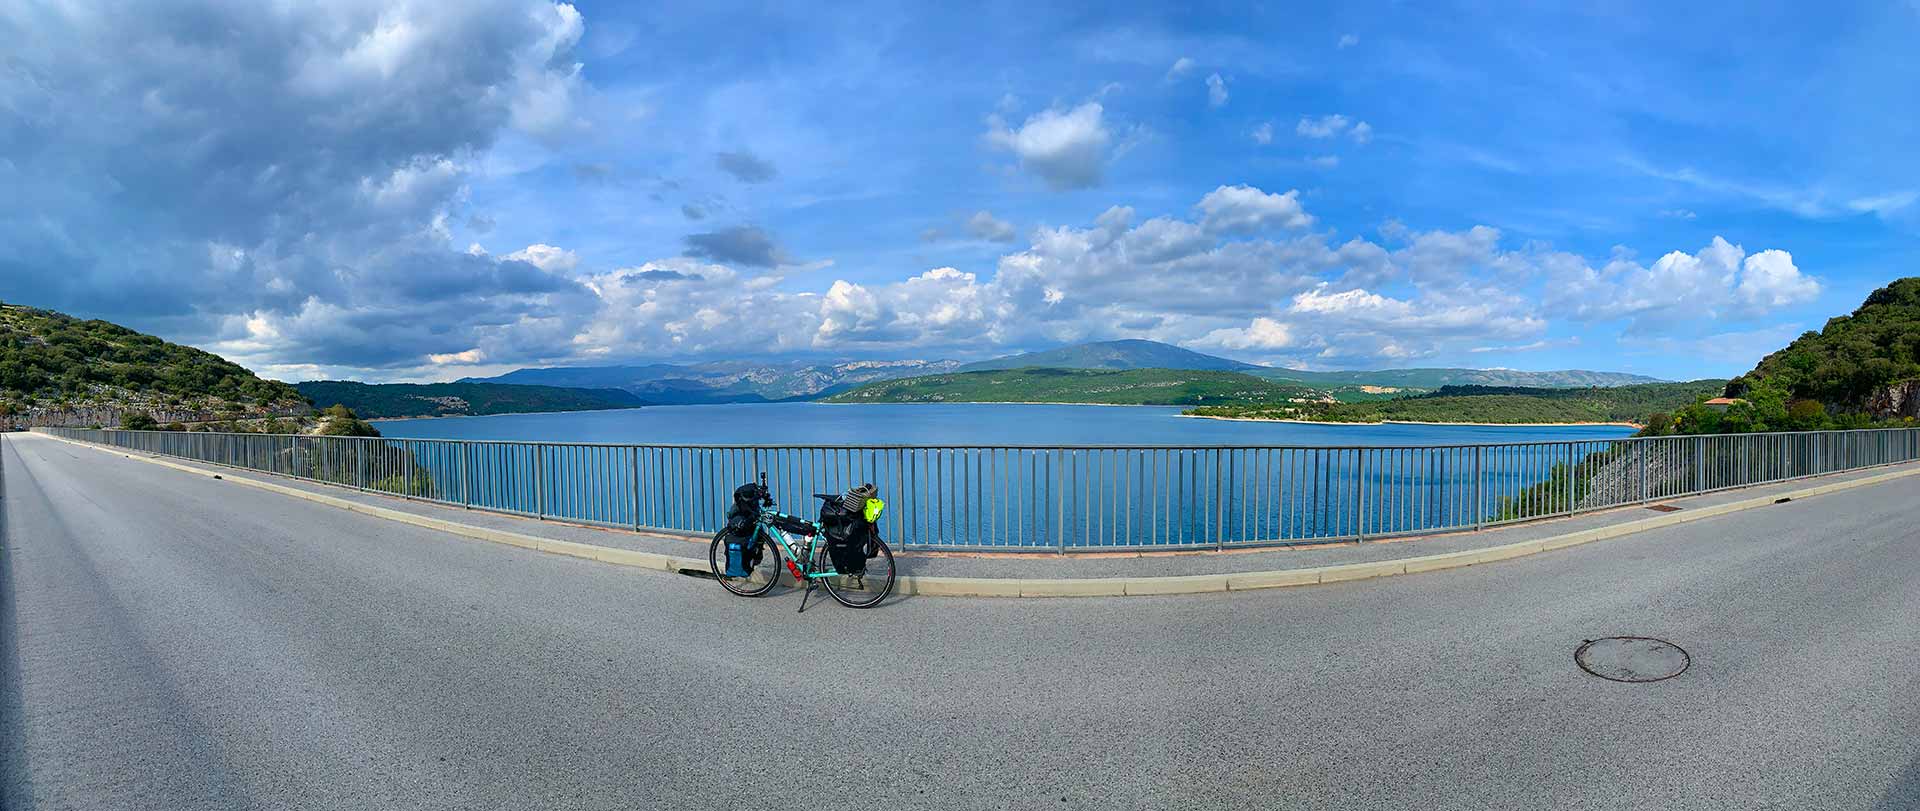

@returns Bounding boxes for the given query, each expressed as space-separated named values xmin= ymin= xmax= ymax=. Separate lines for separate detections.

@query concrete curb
xmin=37 ymin=433 xmax=1920 ymax=599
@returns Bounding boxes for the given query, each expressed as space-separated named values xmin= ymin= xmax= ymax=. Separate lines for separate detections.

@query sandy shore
xmin=1179 ymin=414 xmax=1643 ymax=429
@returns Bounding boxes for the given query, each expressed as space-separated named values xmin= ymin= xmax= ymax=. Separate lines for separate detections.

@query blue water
xmin=376 ymin=402 xmax=1635 ymax=447
xmin=370 ymin=404 xmax=1637 ymax=549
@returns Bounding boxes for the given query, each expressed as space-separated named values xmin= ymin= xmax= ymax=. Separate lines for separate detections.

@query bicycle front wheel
xmin=821 ymin=540 xmax=895 ymax=609
xmin=709 ymin=529 xmax=781 ymax=597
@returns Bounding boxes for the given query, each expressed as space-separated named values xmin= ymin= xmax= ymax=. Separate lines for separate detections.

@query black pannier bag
xmin=726 ymin=483 xmax=764 ymax=569
xmin=815 ymin=495 xmax=872 ymax=575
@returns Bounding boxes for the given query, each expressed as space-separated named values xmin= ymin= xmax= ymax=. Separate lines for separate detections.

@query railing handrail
xmin=36 ymin=423 xmax=1917 ymax=452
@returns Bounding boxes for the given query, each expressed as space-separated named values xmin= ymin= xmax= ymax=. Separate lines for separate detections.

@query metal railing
xmin=36 ymin=426 xmax=1920 ymax=553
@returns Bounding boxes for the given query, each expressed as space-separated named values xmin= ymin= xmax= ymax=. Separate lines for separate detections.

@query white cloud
xmin=1538 ymin=236 xmax=1819 ymax=331
xmin=965 ymin=210 xmax=1018 ymax=243
xmin=1164 ymin=56 xmax=1196 ymax=81
xmin=1349 ymin=121 xmax=1373 ymax=144
xmin=1200 ymin=317 xmax=1293 ymax=350
xmin=1338 ymin=34 xmax=1359 ymax=48
xmin=1307 ymin=156 xmax=1340 ymax=169
xmin=1196 ymin=185 xmax=1314 ymax=233
xmin=1251 ymin=121 xmax=1274 ymax=145
xmin=1205 ymin=73 xmax=1228 ymax=107
xmin=1848 ymin=191 xmax=1917 ymax=216
xmin=1297 ymin=114 xmax=1350 ymax=138
xmin=984 ymin=102 xmax=1113 ymax=190
xmin=1736 ymin=249 xmax=1819 ymax=311
xmin=1659 ymin=209 xmax=1698 ymax=220
xmin=505 ymin=243 xmax=581 ymax=273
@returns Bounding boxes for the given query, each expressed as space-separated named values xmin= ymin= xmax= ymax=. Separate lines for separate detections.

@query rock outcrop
xmin=1864 ymin=380 xmax=1920 ymax=420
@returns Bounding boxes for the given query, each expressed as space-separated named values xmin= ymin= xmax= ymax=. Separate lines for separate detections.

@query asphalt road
xmin=3 ymin=432 xmax=1918 ymax=810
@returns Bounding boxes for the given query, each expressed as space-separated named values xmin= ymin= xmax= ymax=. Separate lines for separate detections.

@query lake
xmin=365 ymin=404 xmax=1638 ymax=550
xmin=374 ymin=402 xmax=1636 ymax=447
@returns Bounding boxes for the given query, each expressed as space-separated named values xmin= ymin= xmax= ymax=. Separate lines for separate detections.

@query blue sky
xmin=2 ymin=1 xmax=1916 ymax=382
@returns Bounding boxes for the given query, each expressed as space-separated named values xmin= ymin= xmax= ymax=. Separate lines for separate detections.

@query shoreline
xmin=367 ymin=406 xmax=643 ymax=423
xmin=1178 ymin=414 xmax=1644 ymax=429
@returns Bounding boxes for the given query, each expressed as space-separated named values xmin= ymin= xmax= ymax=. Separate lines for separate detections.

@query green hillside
xmin=0 ymin=301 xmax=304 ymax=419
xmin=294 ymin=381 xmax=643 ymax=419
xmin=1189 ymin=381 xmax=1725 ymax=425
xmin=1654 ymin=277 xmax=1920 ymax=434
xmin=825 ymin=367 xmax=1319 ymax=406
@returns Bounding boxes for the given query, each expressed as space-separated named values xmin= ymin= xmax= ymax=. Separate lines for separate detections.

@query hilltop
xmin=1729 ymin=277 xmax=1920 ymax=417
xmin=0 ymin=302 xmax=307 ymax=429
xmin=1648 ymin=277 xmax=1920 ymax=434
xmin=824 ymin=368 xmax=1319 ymax=406
xmin=294 ymin=381 xmax=643 ymax=419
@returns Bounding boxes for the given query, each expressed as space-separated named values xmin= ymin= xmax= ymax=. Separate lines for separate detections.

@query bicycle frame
xmin=752 ymin=512 xmax=845 ymax=580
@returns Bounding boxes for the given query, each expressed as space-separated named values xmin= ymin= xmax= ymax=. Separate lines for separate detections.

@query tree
xmin=120 ymin=411 xmax=158 ymax=430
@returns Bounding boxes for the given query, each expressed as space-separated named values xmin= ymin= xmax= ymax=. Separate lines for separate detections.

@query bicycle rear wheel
xmin=820 ymin=540 xmax=895 ymax=608
xmin=709 ymin=529 xmax=781 ymax=597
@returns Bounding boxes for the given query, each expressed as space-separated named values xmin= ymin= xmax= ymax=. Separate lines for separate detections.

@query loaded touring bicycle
xmin=709 ymin=472 xmax=896 ymax=610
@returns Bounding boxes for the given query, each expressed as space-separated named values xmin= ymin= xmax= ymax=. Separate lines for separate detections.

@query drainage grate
xmin=1644 ymin=504 xmax=1681 ymax=512
xmin=1576 ymin=637 xmax=1690 ymax=683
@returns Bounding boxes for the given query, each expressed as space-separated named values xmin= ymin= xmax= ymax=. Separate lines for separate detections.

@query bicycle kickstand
xmin=798 ymin=578 xmax=816 ymax=613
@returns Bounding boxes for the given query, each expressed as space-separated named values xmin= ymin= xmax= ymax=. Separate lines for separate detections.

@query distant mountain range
xmin=954 ymin=339 xmax=1257 ymax=373
xmin=462 ymin=359 xmax=963 ymax=404
xmin=463 ymin=339 xmax=1664 ymax=407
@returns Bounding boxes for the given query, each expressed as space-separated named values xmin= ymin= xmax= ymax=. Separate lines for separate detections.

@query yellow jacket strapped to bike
xmin=864 ymin=498 xmax=885 ymax=523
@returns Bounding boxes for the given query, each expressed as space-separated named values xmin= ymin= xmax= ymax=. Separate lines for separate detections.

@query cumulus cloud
xmin=1164 ymin=57 xmax=1196 ymax=81
xmin=683 ymin=225 xmax=790 ymax=268
xmin=1206 ymin=73 xmax=1228 ymax=107
xmin=1297 ymin=114 xmax=1350 ymax=138
xmin=715 ymin=149 xmax=778 ymax=183
xmin=1251 ymin=122 xmax=1275 ymax=145
xmin=984 ymin=102 xmax=1113 ymax=190
xmin=505 ymin=244 xmax=581 ymax=274
xmin=1196 ymin=185 xmax=1314 ymax=233
xmin=966 ymin=211 xmax=1019 ymax=243
xmin=1338 ymin=34 xmax=1360 ymax=48
xmin=1539 ymin=236 xmax=1819 ymax=332
xmin=1349 ymin=121 xmax=1373 ymax=144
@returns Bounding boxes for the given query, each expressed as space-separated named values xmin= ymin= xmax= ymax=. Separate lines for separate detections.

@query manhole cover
xmin=1575 ymin=637 xmax=1690 ymax=683
xmin=1644 ymin=504 xmax=1681 ymax=512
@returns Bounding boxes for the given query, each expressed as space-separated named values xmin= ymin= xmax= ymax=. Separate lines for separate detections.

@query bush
xmin=120 ymin=411 xmax=158 ymax=430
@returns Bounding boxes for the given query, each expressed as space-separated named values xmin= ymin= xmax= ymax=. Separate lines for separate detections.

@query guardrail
xmin=37 ymin=426 xmax=1920 ymax=552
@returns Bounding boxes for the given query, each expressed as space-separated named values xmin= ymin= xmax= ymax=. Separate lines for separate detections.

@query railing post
xmin=534 ymin=445 xmax=545 ymax=519
xmin=1216 ymin=450 xmax=1228 ymax=551
xmin=1354 ymin=449 xmax=1368 ymax=541
xmin=1638 ymin=441 xmax=1648 ymax=502
xmin=1054 ymin=451 xmax=1065 ymax=555
xmin=1472 ymin=445 xmax=1484 ymax=531
xmin=632 ymin=446 xmax=642 ymax=531
xmin=461 ymin=442 xmax=471 ymax=508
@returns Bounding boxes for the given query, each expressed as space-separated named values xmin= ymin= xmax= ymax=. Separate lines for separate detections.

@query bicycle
xmin=708 ymin=473 xmax=896 ymax=611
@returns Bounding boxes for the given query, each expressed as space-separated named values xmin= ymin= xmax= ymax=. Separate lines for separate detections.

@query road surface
xmin=3 ymin=432 xmax=1918 ymax=810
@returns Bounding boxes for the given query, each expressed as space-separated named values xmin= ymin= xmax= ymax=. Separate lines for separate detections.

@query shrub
xmin=120 ymin=411 xmax=158 ymax=430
